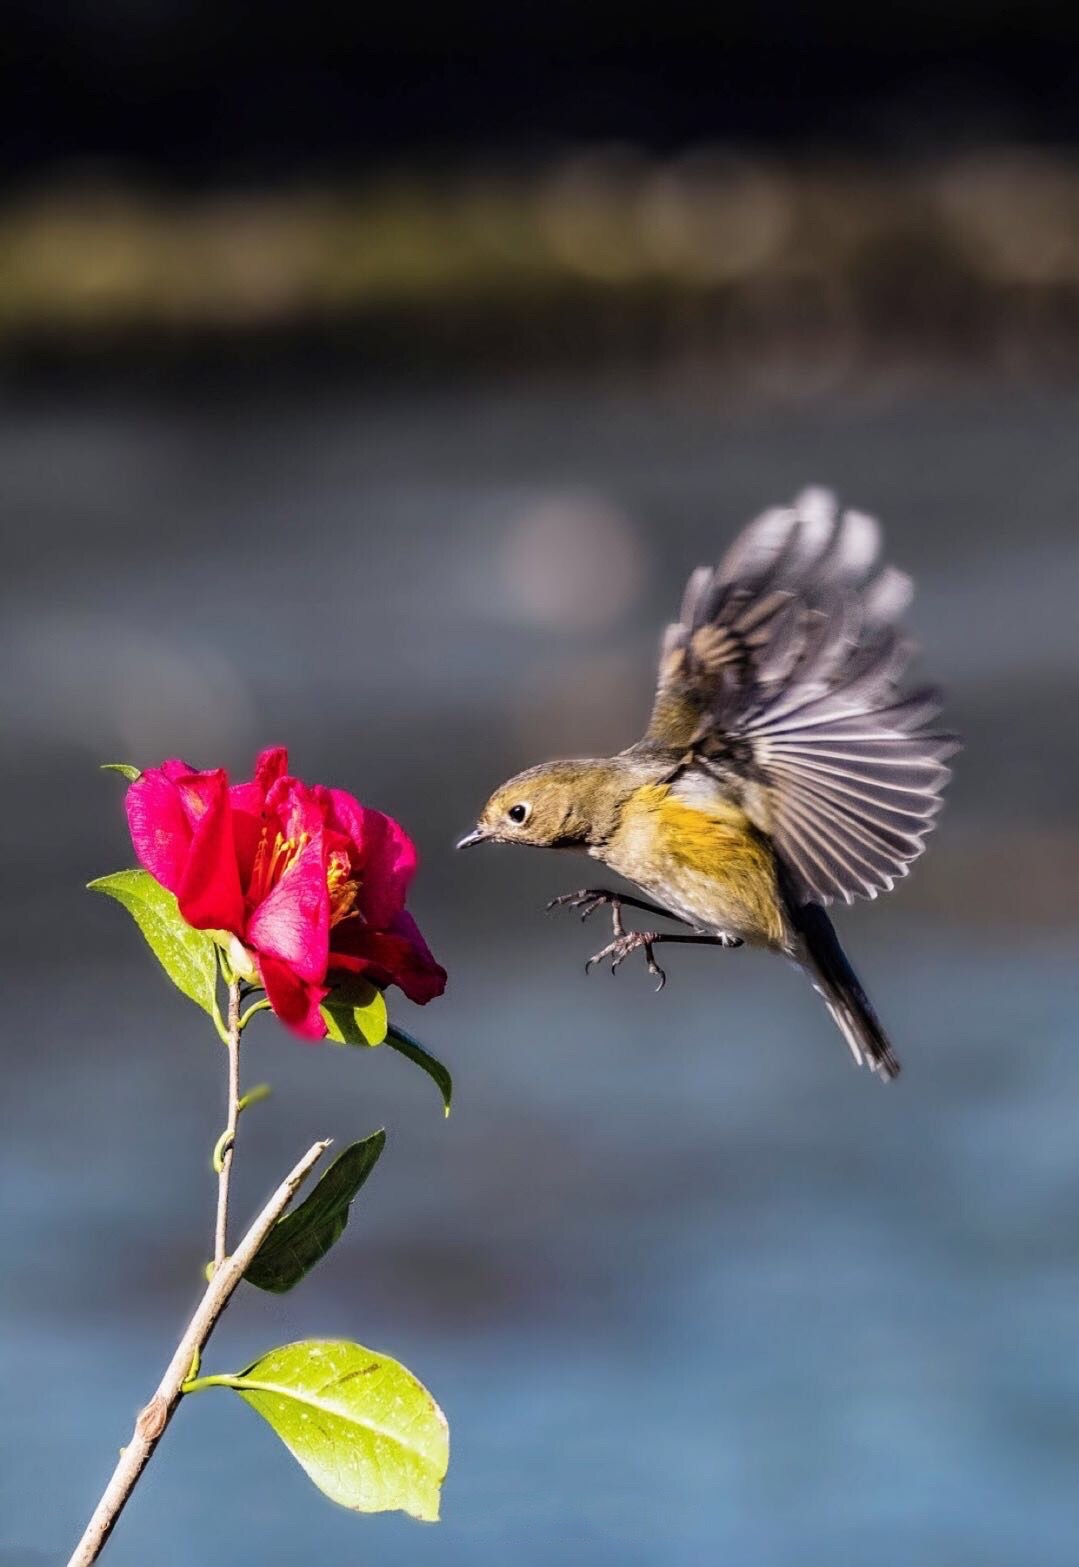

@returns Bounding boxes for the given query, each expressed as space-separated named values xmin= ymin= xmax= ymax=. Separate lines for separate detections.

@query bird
xmin=457 ymin=489 xmax=956 ymax=1080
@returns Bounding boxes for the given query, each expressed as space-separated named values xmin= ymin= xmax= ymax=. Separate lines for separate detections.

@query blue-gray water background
xmin=3 ymin=377 xmax=1079 ymax=1565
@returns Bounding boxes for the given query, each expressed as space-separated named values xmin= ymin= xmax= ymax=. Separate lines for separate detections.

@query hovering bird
xmin=458 ymin=490 xmax=955 ymax=1079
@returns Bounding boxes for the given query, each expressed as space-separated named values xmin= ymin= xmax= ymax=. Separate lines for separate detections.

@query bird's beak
xmin=456 ymin=825 xmax=489 ymax=850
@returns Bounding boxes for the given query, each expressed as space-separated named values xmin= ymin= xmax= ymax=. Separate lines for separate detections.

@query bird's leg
xmin=546 ymin=887 xmax=694 ymax=932
xmin=584 ymin=930 xmax=744 ymax=992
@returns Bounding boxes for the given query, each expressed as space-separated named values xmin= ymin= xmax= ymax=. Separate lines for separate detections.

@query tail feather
xmin=788 ymin=897 xmax=900 ymax=1080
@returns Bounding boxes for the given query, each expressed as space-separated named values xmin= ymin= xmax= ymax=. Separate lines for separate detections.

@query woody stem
xmin=65 ymin=1136 xmax=332 ymax=1567
xmin=214 ymin=979 xmax=242 ymax=1269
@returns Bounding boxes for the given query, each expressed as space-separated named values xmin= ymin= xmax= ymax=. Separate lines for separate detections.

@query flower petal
xmin=387 ymin=911 xmax=448 ymax=1002
xmin=230 ymin=750 xmax=289 ymax=888
xmin=259 ymin=955 xmax=329 ymax=1040
xmin=159 ymin=757 xmax=201 ymax=783
xmin=331 ymin=912 xmax=446 ymax=1005
xmin=175 ymin=769 xmax=246 ymax=932
xmin=325 ymin=791 xmax=418 ymax=928
xmin=125 ymin=767 xmax=193 ymax=895
xmin=246 ymin=836 xmax=330 ymax=983
xmin=254 ymin=747 xmax=289 ymax=791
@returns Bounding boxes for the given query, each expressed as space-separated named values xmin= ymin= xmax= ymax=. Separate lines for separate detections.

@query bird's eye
xmin=507 ymin=802 xmax=531 ymax=825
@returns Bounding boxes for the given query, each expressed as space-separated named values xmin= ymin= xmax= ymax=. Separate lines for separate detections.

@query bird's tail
xmin=788 ymin=898 xmax=900 ymax=1080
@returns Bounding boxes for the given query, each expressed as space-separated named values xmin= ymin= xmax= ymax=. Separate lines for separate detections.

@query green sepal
xmin=320 ymin=979 xmax=388 ymax=1046
xmin=192 ymin=1340 xmax=449 ymax=1521
xmin=88 ymin=869 xmax=219 ymax=1018
xmin=244 ymin=1132 xmax=386 ymax=1294
xmin=100 ymin=762 xmax=141 ymax=781
xmin=386 ymin=1026 xmax=453 ymax=1117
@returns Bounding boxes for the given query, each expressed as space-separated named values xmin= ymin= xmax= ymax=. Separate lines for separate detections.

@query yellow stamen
xmin=248 ymin=828 xmax=309 ymax=904
xmin=326 ymin=851 xmax=361 ymax=927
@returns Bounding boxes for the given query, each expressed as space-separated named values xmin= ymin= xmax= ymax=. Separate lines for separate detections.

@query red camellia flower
xmin=125 ymin=748 xmax=446 ymax=1039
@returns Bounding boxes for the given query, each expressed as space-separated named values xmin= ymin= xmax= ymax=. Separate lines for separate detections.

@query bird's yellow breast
xmin=603 ymin=781 xmax=787 ymax=947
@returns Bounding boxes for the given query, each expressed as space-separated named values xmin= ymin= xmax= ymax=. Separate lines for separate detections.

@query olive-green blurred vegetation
xmin=6 ymin=148 xmax=1079 ymax=378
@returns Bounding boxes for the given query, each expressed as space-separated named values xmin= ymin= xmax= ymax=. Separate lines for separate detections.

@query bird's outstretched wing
xmin=636 ymin=488 xmax=955 ymax=906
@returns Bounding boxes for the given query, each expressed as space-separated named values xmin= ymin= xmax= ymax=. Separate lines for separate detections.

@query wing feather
xmin=638 ymin=488 xmax=955 ymax=905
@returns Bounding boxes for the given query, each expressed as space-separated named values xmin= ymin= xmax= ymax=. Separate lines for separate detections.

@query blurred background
xmin=3 ymin=6 xmax=1079 ymax=1565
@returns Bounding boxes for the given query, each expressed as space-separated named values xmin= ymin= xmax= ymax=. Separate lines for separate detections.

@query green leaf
xmin=205 ymin=1340 xmax=449 ymax=1520
xmin=100 ymin=762 xmax=141 ymax=781
xmin=245 ymin=1132 xmax=386 ymax=1294
xmin=88 ymin=869 xmax=219 ymax=1017
xmin=321 ymin=979 xmax=388 ymax=1046
xmin=386 ymin=1026 xmax=453 ymax=1117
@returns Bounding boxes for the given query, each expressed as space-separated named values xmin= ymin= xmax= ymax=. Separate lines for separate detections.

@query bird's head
xmin=457 ymin=759 xmax=625 ymax=851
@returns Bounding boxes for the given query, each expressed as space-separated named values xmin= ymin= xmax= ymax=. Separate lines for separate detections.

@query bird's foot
xmin=585 ymin=930 xmax=667 ymax=992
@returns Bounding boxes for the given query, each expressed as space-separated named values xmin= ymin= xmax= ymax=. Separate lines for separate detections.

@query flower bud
xmin=226 ymin=935 xmax=259 ymax=983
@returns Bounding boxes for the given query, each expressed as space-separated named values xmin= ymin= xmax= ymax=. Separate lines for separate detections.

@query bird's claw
xmin=585 ymin=930 xmax=667 ymax=992
xmin=547 ymin=888 xmax=621 ymax=924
